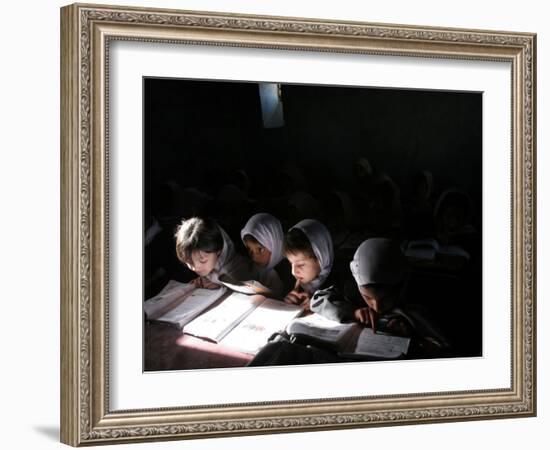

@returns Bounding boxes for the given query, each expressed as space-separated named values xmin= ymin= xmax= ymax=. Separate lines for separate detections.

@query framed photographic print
xmin=60 ymin=3 xmax=536 ymax=446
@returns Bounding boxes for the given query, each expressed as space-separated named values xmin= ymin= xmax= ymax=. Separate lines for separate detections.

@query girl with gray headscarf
xmin=241 ymin=213 xmax=286 ymax=298
xmin=283 ymin=219 xmax=334 ymax=306
xmin=312 ymin=238 xmax=449 ymax=354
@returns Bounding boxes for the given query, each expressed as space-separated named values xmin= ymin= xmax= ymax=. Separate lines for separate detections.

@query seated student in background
xmin=311 ymin=238 xmax=449 ymax=355
xmin=241 ymin=213 xmax=286 ymax=299
xmin=402 ymin=170 xmax=436 ymax=239
xmin=434 ymin=188 xmax=476 ymax=246
xmin=283 ymin=219 xmax=334 ymax=308
xmin=366 ymin=173 xmax=401 ymax=235
xmin=175 ymin=217 xmax=257 ymax=289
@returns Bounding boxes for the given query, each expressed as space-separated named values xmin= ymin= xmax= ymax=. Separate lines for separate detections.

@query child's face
xmin=286 ymin=252 xmax=321 ymax=285
xmin=442 ymin=205 xmax=466 ymax=232
xmin=358 ymin=285 xmax=397 ymax=314
xmin=185 ymin=250 xmax=219 ymax=277
xmin=244 ymin=238 xmax=272 ymax=268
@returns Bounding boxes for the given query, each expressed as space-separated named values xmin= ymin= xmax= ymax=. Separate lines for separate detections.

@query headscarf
xmin=240 ymin=213 xmax=284 ymax=271
xmin=350 ymin=238 xmax=407 ymax=287
xmin=355 ymin=157 xmax=373 ymax=179
xmin=206 ymin=225 xmax=254 ymax=284
xmin=349 ymin=238 xmax=448 ymax=348
xmin=420 ymin=171 xmax=434 ymax=200
xmin=290 ymin=219 xmax=334 ymax=294
xmin=433 ymin=188 xmax=473 ymax=222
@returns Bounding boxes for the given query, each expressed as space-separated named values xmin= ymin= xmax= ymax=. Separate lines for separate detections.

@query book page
xmin=404 ymin=238 xmax=439 ymax=261
xmin=183 ymin=293 xmax=264 ymax=342
xmin=159 ymin=287 xmax=227 ymax=328
xmin=352 ymin=328 xmax=410 ymax=359
xmin=286 ymin=314 xmax=357 ymax=346
xmin=220 ymin=299 xmax=303 ymax=354
xmin=144 ymin=280 xmax=196 ymax=320
xmin=438 ymin=245 xmax=470 ymax=259
xmin=218 ymin=273 xmax=272 ymax=296
xmin=405 ymin=247 xmax=437 ymax=261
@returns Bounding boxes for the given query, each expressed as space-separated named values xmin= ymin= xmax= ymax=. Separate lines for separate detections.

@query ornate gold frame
xmin=60 ymin=3 xmax=536 ymax=446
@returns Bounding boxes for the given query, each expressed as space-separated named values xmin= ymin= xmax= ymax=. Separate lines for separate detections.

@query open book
xmin=285 ymin=313 xmax=357 ymax=347
xmin=343 ymin=328 xmax=410 ymax=359
xmin=404 ymin=238 xmax=470 ymax=263
xmin=286 ymin=313 xmax=410 ymax=359
xmin=145 ymin=280 xmax=303 ymax=355
xmin=218 ymin=273 xmax=272 ymax=296
xmin=184 ymin=292 xmax=303 ymax=354
xmin=144 ymin=280 xmax=227 ymax=328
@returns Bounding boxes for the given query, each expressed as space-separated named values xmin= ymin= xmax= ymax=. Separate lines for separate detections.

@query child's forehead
xmin=192 ymin=249 xmax=215 ymax=258
xmin=285 ymin=251 xmax=311 ymax=262
xmin=244 ymin=237 xmax=263 ymax=247
xmin=360 ymin=284 xmax=392 ymax=296
xmin=243 ymin=234 xmax=260 ymax=244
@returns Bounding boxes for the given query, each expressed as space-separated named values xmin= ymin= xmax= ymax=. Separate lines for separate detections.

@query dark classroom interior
xmin=143 ymin=77 xmax=483 ymax=359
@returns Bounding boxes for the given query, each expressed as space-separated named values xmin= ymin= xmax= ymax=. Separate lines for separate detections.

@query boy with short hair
xmin=175 ymin=217 xmax=255 ymax=288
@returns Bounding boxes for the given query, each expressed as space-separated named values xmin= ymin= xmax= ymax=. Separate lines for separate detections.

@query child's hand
xmin=353 ymin=307 xmax=379 ymax=333
xmin=190 ymin=277 xmax=220 ymax=290
xmin=386 ymin=317 xmax=413 ymax=337
xmin=189 ymin=277 xmax=202 ymax=288
xmin=284 ymin=289 xmax=311 ymax=306
xmin=300 ymin=296 xmax=312 ymax=313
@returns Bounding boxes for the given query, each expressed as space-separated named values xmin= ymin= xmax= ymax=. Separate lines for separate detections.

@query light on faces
xmin=285 ymin=251 xmax=321 ymax=284
xmin=358 ymin=284 xmax=398 ymax=314
xmin=243 ymin=237 xmax=271 ymax=268
xmin=185 ymin=250 xmax=219 ymax=277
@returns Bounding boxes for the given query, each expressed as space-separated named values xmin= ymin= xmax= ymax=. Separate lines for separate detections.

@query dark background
xmin=144 ymin=79 xmax=482 ymax=221
xmin=144 ymin=77 xmax=483 ymax=357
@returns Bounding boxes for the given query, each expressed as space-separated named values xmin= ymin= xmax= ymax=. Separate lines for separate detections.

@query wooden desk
xmin=144 ymin=321 xmax=253 ymax=371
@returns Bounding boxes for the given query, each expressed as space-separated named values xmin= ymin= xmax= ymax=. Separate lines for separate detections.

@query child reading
xmin=311 ymin=238 xmax=449 ymax=355
xmin=175 ymin=217 xmax=256 ymax=288
xmin=241 ymin=213 xmax=286 ymax=298
xmin=348 ymin=238 xmax=409 ymax=332
xmin=283 ymin=219 xmax=334 ymax=307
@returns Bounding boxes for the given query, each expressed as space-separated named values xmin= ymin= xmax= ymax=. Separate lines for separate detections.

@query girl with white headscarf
xmin=241 ymin=213 xmax=285 ymax=298
xmin=311 ymin=238 xmax=449 ymax=356
xmin=283 ymin=219 xmax=334 ymax=305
